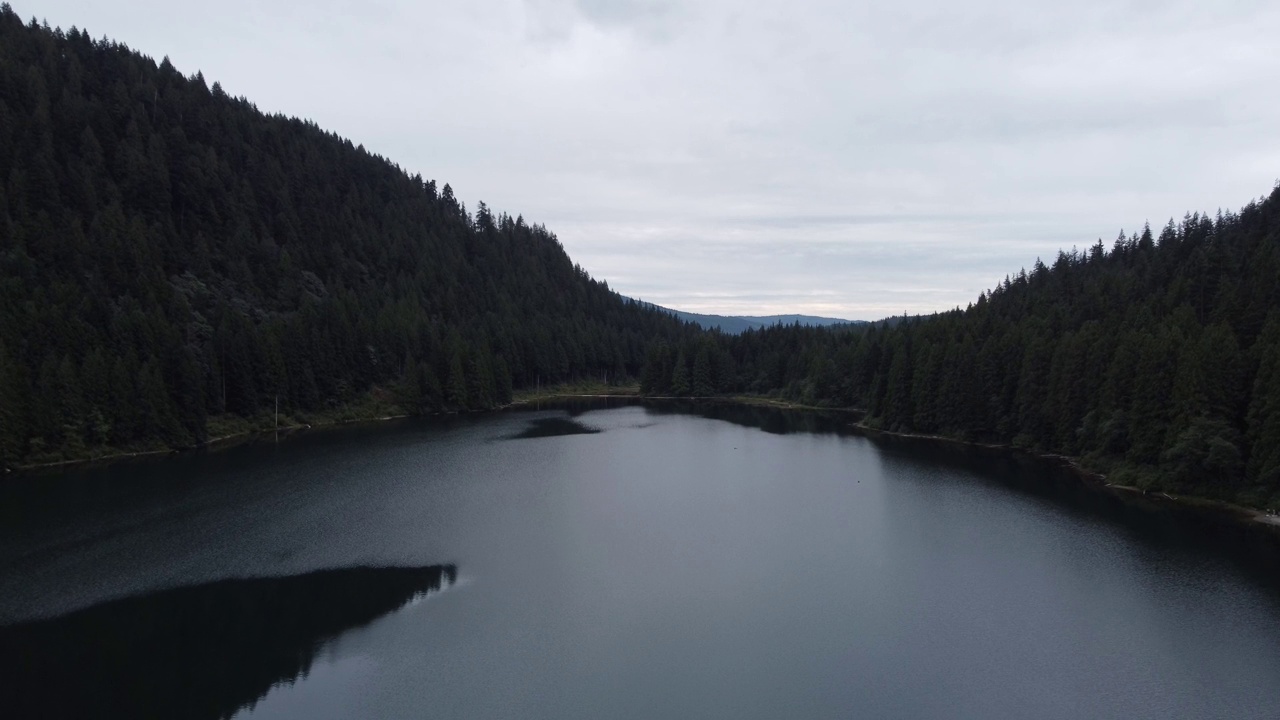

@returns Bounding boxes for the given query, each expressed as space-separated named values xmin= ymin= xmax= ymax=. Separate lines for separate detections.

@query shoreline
xmin=7 ymin=413 xmax=418 ymax=475
xmin=9 ymin=393 xmax=1280 ymax=531
xmin=3 ymin=390 xmax=783 ymax=474
xmin=847 ymin=420 xmax=1280 ymax=531
xmin=7 ymin=390 xmax=640 ymax=475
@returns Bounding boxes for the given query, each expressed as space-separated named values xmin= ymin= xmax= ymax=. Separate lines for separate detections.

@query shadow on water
xmin=505 ymin=416 xmax=602 ymax=440
xmin=515 ymin=397 xmax=858 ymax=436
xmin=0 ymin=564 xmax=457 ymax=720
xmin=513 ymin=396 xmax=637 ymax=417
xmin=869 ymin=433 xmax=1280 ymax=596
xmin=643 ymin=400 xmax=858 ymax=436
xmin=644 ymin=400 xmax=1280 ymax=579
xmin=552 ymin=397 xmax=1280 ymax=594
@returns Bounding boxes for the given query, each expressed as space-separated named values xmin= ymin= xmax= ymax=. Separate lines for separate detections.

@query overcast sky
xmin=26 ymin=0 xmax=1280 ymax=319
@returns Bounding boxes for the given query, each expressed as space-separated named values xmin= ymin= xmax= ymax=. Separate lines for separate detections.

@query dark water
xmin=2 ymin=402 xmax=1280 ymax=719
xmin=0 ymin=565 xmax=455 ymax=718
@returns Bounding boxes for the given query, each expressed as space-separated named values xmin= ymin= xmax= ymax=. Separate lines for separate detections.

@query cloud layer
xmin=30 ymin=0 xmax=1280 ymax=318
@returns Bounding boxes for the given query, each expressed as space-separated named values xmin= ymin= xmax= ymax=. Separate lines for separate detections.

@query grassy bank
xmin=11 ymin=389 xmax=413 ymax=473
xmin=9 ymin=382 xmax=636 ymax=473
xmin=511 ymin=381 xmax=641 ymax=404
xmin=204 ymin=389 xmax=410 ymax=443
xmin=725 ymin=396 xmax=861 ymax=413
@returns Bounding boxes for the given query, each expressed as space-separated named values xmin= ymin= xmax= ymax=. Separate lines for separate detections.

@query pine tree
xmin=447 ymin=351 xmax=468 ymax=410
xmin=0 ymin=345 xmax=28 ymax=465
xmin=671 ymin=350 xmax=691 ymax=396
xmin=692 ymin=345 xmax=714 ymax=397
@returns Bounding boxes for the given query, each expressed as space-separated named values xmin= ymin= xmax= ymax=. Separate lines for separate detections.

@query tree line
xmin=639 ymin=194 xmax=1280 ymax=506
xmin=2 ymin=7 xmax=1277 ymax=510
xmin=0 ymin=8 xmax=695 ymax=466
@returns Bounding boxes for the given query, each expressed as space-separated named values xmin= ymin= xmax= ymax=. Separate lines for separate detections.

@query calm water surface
xmin=2 ymin=402 xmax=1279 ymax=719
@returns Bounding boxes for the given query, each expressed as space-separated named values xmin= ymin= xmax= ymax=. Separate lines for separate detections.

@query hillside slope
xmin=642 ymin=190 xmax=1280 ymax=506
xmin=0 ymin=10 xmax=692 ymax=466
xmin=664 ymin=308 xmax=860 ymax=334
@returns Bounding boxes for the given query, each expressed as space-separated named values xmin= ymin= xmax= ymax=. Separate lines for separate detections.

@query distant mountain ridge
xmin=638 ymin=187 xmax=1280 ymax=507
xmin=648 ymin=305 xmax=864 ymax=334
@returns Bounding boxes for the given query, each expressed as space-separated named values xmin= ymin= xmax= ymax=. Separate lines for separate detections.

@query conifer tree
xmin=671 ymin=351 xmax=691 ymax=396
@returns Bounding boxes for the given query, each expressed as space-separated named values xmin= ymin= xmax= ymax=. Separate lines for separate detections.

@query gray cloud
xmin=27 ymin=0 xmax=1280 ymax=319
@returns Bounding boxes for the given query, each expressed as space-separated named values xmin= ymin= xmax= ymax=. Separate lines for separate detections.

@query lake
xmin=2 ymin=401 xmax=1279 ymax=719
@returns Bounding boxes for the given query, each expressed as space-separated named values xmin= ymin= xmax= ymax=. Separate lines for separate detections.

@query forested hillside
xmin=642 ymin=190 xmax=1280 ymax=506
xmin=0 ymin=9 xmax=693 ymax=467
xmin=2 ymin=8 xmax=1276 ymax=509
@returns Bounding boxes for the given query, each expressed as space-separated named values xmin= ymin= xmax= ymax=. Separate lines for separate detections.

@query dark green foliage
xmin=1246 ymin=315 xmax=1280 ymax=487
xmin=670 ymin=350 xmax=691 ymax=397
xmin=0 ymin=9 xmax=693 ymax=465
xmin=4 ymin=8 xmax=1277 ymax=511
xmin=639 ymin=341 xmax=674 ymax=395
xmin=637 ymin=191 xmax=1280 ymax=505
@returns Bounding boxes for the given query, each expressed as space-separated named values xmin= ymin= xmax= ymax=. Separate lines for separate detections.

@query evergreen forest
xmin=2 ymin=8 xmax=1279 ymax=508
xmin=639 ymin=195 xmax=1280 ymax=506
xmin=0 ymin=8 xmax=695 ymax=467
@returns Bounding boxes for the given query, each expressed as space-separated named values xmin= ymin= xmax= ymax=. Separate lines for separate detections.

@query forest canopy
xmin=0 ymin=8 xmax=695 ymax=466
xmin=638 ymin=193 xmax=1280 ymax=506
xmin=2 ymin=7 xmax=1278 ymax=509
